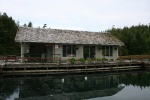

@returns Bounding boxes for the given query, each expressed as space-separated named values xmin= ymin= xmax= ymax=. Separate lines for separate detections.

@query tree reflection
xmin=119 ymin=72 xmax=150 ymax=88
xmin=1 ymin=72 xmax=150 ymax=99
xmin=0 ymin=78 xmax=19 ymax=100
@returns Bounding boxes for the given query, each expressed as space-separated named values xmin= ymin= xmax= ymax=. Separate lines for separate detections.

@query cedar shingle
xmin=15 ymin=27 xmax=124 ymax=45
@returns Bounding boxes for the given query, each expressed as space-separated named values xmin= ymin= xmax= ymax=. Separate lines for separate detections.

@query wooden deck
xmin=0 ymin=61 xmax=149 ymax=75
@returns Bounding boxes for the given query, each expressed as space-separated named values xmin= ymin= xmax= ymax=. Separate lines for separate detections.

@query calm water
xmin=0 ymin=72 xmax=150 ymax=100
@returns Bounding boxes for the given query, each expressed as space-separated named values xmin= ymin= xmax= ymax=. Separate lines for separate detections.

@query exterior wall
xmin=22 ymin=43 xmax=119 ymax=62
xmin=55 ymin=44 xmax=62 ymax=58
xmin=21 ymin=42 xmax=30 ymax=62
xmin=95 ymin=46 xmax=103 ymax=58
xmin=76 ymin=45 xmax=83 ymax=58
xmin=113 ymin=46 xmax=118 ymax=60
xmin=21 ymin=42 xmax=25 ymax=62
xmin=53 ymin=45 xmax=119 ymax=60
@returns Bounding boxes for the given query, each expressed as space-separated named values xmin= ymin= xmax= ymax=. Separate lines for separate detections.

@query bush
xmin=101 ymin=57 xmax=108 ymax=63
xmin=86 ymin=58 xmax=93 ymax=64
xmin=69 ymin=58 xmax=76 ymax=64
xmin=79 ymin=58 xmax=85 ymax=63
xmin=101 ymin=57 xmax=108 ymax=61
xmin=96 ymin=58 xmax=102 ymax=61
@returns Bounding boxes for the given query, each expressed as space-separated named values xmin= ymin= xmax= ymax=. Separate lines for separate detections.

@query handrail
xmin=118 ymin=55 xmax=150 ymax=59
xmin=0 ymin=53 xmax=61 ymax=63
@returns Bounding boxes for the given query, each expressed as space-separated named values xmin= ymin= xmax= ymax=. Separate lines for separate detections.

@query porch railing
xmin=0 ymin=53 xmax=61 ymax=63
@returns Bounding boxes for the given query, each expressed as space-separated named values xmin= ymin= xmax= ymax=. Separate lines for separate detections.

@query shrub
xmin=96 ymin=58 xmax=102 ymax=61
xmin=69 ymin=58 xmax=76 ymax=64
xmin=79 ymin=58 xmax=85 ymax=63
xmin=101 ymin=57 xmax=108 ymax=61
xmin=86 ymin=58 xmax=93 ymax=64
xmin=101 ymin=57 xmax=108 ymax=63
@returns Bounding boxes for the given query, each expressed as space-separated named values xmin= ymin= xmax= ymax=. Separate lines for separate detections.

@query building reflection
xmin=16 ymin=74 xmax=122 ymax=100
xmin=1 ymin=72 xmax=150 ymax=100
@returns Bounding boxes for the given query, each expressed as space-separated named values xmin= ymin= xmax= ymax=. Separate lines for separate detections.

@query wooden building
xmin=15 ymin=27 xmax=124 ymax=62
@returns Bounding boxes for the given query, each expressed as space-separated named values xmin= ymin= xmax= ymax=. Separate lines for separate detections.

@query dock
xmin=0 ymin=54 xmax=150 ymax=75
xmin=0 ymin=61 xmax=149 ymax=75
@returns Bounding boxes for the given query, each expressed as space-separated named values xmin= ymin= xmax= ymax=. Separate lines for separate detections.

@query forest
xmin=109 ymin=24 xmax=150 ymax=55
xmin=0 ymin=12 xmax=150 ymax=56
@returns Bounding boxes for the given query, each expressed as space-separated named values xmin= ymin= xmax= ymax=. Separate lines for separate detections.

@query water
xmin=0 ymin=72 xmax=150 ymax=100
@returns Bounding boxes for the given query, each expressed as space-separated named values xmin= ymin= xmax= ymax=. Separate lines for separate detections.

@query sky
xmin=0 ymin=0 xmax=150 ymax=32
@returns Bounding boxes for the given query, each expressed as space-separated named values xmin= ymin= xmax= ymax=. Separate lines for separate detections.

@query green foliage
xmin=96 ymin=58 xmax=102 ymax=61
xmin=0 ymin=12 xmax=20 ymax=55
xmin=23 ymin=23 xmax=27 ymax=27
xmin=43 ymin=24 xmax=47 ymax=28
xmin=119 ymin=73 xmax=150 ymax=87
xmin=108 ymin=24 xmax=150 ymax=55
xmin=69 ymin=58 xmax=76 ymax=64
xmin=86 ymin=58 xmax=92 ymax=63
xmin=101 ymin=57 xmax=108 ymax=61
xmin=79 ymin=58 xmax=85 ymax=63
xmin=28 ymin=21 xmax=33 ymax=27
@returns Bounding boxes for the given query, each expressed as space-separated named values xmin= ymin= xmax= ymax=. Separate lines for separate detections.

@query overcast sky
xmin=0 ymin=0 xmax=150 ymax=31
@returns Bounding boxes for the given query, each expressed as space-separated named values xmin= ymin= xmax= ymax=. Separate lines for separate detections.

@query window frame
xmin=102 ymin=46 xmax=113 ymax=57
xmin=62 ymin=45 xmax=76 ymax=57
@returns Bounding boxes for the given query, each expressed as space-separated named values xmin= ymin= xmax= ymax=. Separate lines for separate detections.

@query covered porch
xmin=20 ymin=42 xmax=61 ymax=63
xmin=20 ymin=42 xmax=119 ymax=63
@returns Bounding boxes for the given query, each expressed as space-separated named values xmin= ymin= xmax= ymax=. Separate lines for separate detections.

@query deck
xmin=0 ymin=61 xmax=149 ymax=75
xmin=0 ymin=54 xmax=150 ymax=75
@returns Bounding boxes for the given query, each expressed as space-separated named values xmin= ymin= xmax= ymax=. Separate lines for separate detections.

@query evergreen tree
xmin=0 ymin=12 xmax=20 ymax=55
xmin=43 ymin=24 xmax=47 ymax=28
xmin=109 ymin=24 xmax=150 ymax=55
xmin=28 ymin=21 xmax=32 ymax=27
xmin=23 ymin=23 xmax=27 ymax=27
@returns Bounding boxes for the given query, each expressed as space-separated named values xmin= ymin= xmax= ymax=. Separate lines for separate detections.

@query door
xmin=83 ymin=46 xmax=89 ymax=59
xmin=47 ymin=46 xmax=53 ymax=62
xmin=83 ymin=46 xmax=95 ymax=59
xmin=90 ymin=46 xmax=95 ymax=58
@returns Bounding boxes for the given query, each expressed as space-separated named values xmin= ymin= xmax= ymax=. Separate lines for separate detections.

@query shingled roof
xmin=15 ymin=27 xmax=124 ymax=45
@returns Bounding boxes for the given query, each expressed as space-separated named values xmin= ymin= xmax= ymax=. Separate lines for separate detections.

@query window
xmin=110 ymin=46 xmax=113 ymax=56
xmin=102 ymin=46 xmax=113 ymax=57
xmin=63 ymin=45 xmax=76 ymax=57
xmin=83 ymin=46 xmax=95 ymax=59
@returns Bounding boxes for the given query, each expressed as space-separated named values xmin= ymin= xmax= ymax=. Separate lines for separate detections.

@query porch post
xmin=116 ymin=47 xmax=118 ymax=58
xmin=21 ymin=42 xmax=25 ymax=62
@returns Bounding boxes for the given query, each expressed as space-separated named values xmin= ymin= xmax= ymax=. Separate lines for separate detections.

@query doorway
xmin=29 ymin=43 xmax=46 ymax=62
xmin=47 ymin=46 xmax=53 ymax=62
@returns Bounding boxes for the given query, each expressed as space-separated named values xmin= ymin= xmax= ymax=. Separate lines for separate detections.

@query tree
xmin=28 ymin=21 xmax=33 ymax=27
xmin=109 ymin=24 xmax=150 ymax=55
xmin=43 ymin=24 xmax=47 ymax=28
xmin=23 ymin=23 xmax=27 ymax=27
xmin=0 ymin=12 xmax=20 ymax=55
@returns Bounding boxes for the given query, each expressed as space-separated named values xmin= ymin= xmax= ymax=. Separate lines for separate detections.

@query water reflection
xmin=0 ymin=72 xmax=150 ymax=100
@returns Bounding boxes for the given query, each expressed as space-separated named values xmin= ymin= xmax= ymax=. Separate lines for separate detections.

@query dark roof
xmin=15 ymin=27 xmax=124 ymax=45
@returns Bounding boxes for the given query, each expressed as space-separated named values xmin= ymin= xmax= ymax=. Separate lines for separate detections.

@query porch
xmin=20 ymin=42 xmax=119 ymax=63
